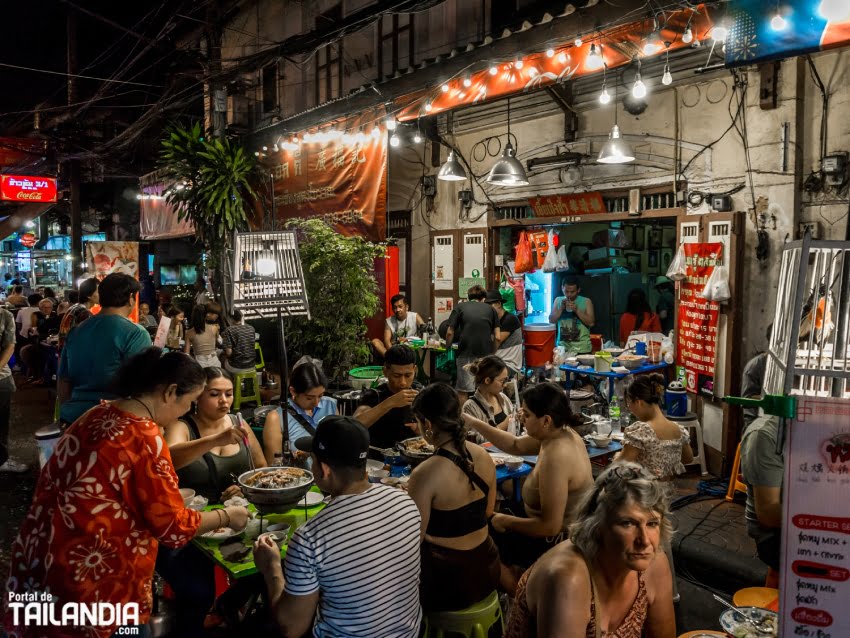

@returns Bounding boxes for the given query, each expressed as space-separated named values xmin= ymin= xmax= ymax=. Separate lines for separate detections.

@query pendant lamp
xmin=487 ymin=97 xmax=529 ymax=186
xmin=597 ymin=80 xmax=635 ymax=164
xmin=437 ymin=151 xmax=467 ymax=181
xmin=438 ymin=113 xmax=468 ymax=181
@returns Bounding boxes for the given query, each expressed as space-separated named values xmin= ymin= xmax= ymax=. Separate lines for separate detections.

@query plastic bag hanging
xmin=666 ymin=243 xmax=688 ymax=281
xmin=514 ymin=231 xmax=534 ymax=273
xmin=701 ymin=264 xmax=731 ymax=302
xmin=555 ymin=244 xmax=570 ymax=271
xmin=499 ymin=269 xmax=516 ymax=313
xmin=542 ymin=230 xmax=559 ymax=273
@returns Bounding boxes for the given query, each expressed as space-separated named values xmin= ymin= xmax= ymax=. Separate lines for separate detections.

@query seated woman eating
xmin=461 ymin=355 xmax=516 ymax=441
xmin=463 ymin=382 xmax=594 ymax=594
xmin=262 ymin=360 xmax=337 ymax=467
xmin=407 ymin=383 xmax=500 ymax=613
xmin=166 ymin=366 xmax=266 ymax=502
xmin=504 ymin=462 xmax=676 ymax=638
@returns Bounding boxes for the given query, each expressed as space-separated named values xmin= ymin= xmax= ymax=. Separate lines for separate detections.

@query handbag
xmin=514 ymin=232 xmax=534 ymax=274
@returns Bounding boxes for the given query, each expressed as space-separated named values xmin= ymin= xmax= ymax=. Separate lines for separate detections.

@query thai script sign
xmin=0 ymin=175 xmax=57 ymax=202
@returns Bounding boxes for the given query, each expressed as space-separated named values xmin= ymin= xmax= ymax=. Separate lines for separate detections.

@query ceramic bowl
xmin=367 ymin=468 xmax=389 ymax=483
xmin=505 ymin=456 xmax=524 ymax=471
xmin=179 ymin=488 xmax=195 ymax=506
xmin=589 ymin=434 xmax=612 ymax=448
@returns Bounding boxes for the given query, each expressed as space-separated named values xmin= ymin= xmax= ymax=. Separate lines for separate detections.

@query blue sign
xmin=727 ymin=0 xmax=850 ymax=66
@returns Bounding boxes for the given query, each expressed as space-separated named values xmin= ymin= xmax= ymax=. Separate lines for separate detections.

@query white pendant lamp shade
xmin=437 ymin=151 xmax=468 ymax=181
xmin=597 ymin=125 xmax=635 ymax=164
xmin=487 ymin=142 xmax=529 ymax=186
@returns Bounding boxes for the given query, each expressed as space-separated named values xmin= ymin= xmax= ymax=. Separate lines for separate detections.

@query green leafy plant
xmin=158 ymin=121 xmax=257 ymax=270
xmin=285 ymin=218 xmax=385 ymax=381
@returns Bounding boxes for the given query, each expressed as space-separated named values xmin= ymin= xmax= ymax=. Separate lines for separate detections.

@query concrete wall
xmin=403 ymin=49 xmax=850 ymax=370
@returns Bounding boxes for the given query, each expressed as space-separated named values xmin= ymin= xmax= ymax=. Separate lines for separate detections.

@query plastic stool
xmin=425 ymin=590 xmax=504 ymax=638
xmin=233 ymin=370 xmax=261 ymax=411
xmin=673 ymin=413 xmax=707 ymax=476
xmin=255 ymin=342 xmax=265 ymax=371
xmin=725 ymin=441 xmax=748 ymax=502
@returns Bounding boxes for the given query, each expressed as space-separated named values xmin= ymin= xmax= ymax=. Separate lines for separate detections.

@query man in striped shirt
xmin=254 ymin=416 xmax=422 ymax=638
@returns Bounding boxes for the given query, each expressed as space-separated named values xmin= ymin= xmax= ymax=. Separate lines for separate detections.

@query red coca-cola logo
xmin=19 ymin=233 xmax=36 ymax=248
xmin=791 ymin=607 xmax=832 ymax=627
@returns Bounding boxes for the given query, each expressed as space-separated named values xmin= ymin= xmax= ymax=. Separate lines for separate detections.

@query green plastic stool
xmin=233 ymin=370 xmax=261 ymax=411
xmin=255 ymin=342 xmax=266 ymax=371
xmin=425 ymin=590 xmax=504 ymax=638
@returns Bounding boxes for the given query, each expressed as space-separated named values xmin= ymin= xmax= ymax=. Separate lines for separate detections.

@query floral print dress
xmin=622 ymin=421 xmax=690 ymax=480
xmin=4 ymin=402 xmax=201 ymax=638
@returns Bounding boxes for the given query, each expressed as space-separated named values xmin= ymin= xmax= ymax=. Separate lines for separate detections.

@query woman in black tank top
xmin=407 ymin=383 xmax=501 ymax=612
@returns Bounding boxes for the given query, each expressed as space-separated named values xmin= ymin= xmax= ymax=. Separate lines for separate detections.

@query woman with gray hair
xmin=503 ymin=462 xmax=677 ymax=638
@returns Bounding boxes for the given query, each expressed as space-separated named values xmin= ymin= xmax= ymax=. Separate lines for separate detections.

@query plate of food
xmin=202 ymin=527 xmax=242 ymax=541
xmin=397 ymin=437 xmax=435 ymax=460
xmin=719 ymin=607 xmax=778 ymax=637
xmin=240 ymin=467 xmax=312 ymax=490
xmin=299 ymin=491 xmax=324 ymax=507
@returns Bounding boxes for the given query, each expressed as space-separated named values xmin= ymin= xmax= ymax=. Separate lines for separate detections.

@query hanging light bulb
xmin=424 ymin=100 xmax=433 ymax=112
xmin=389 ymin=133 xmax=400 ymax=148
xmin=557 ymin=52 xmax=568 ymax=64
xmin=818 ymin=0 xmax=850 ymax=22
xmin=599 ymin=83 xmax=611 ymax=104
xmin=370 ymin=127 xmax=381 ymax=139
xmin=546 ymin=48 xmax=555 ymax=58
xmin=632 ymin=70 xmax=647 ymax=99
xmin=682 ymin=27 xmax=693 ymax=43
xmin=712 ymin=25 xmax=729 ymax=42
xmin=489 ymin=65 xmax=498 ymax=75
xmin=514 ymin=59 xmax=524 ymax=69
xmin=770 ymin=12 xmax=787 ymax=30
xmin=262 ymin=146 xmax=268 ymax=151
xmin=662 ymin=64 xmax=673 ymax=86
xmin=574 ymin=36 xmax=583 ymax=47
xmin=586 ymin=43 xmax=604 ymax=70
xmin=386 ymin=117 xmax=398 ymax=131
xmin=441 ymin=83 xmax=449 ymax=92
xmin=413 ymin=131 xmax=422 ymax=144
xmin=643 ymin=31 xmax=661 ymax=55
xmin=463 ymin=74 xmax=472 ymax=88
xmin=598 ymin=78 xmax=634 ymax=164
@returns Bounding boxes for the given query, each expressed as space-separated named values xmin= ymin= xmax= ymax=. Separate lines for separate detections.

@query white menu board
xmin=780 ymin=397 xmax=850 ymax=638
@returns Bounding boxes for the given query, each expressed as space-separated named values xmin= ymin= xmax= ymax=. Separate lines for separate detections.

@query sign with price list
xmin=780 ymin=397 xmax=850 ymax=638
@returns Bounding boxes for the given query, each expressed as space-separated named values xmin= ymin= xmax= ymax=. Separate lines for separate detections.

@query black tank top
xmin=425 ymin=449 xmax=490 ymax=538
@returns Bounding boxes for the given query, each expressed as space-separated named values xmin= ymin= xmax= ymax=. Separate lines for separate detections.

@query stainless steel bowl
xmin=396 ymin=437 xmax=434 ymax=464
xmin=238 ymin=467 xmax=315 ymax=514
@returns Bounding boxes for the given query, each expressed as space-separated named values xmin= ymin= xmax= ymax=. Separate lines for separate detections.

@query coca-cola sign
xmin=0 ymin=175 xmax=57 ymax=203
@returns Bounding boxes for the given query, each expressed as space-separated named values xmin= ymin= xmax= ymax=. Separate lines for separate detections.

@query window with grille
xmin=377 ymin=13 xmax=414 ymax=80
xmin=315 ymin=5 xmax=343 ymax=105
xmin=262 ymin=63 xmax=278 ymax=113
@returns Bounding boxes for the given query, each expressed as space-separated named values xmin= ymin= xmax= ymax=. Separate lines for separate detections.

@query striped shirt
xmin=284 ymin=484 xmax=422 ymax=638
xmin=221 ymin=323 xmax=256 ymax=369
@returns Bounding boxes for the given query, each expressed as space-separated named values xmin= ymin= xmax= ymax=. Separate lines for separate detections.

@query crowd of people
xmin=1 ymin=278 xmax=773 ymax=638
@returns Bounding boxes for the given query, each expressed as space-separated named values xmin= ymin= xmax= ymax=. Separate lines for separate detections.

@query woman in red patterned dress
xmin=504 ymin=462 xmax=676 ymax=638
xmin=4 ymin=348 xmax=250 ymax=638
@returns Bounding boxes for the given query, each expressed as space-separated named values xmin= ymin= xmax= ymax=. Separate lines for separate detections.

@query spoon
xmin=712 ymin=594 xmax=774 ymax=634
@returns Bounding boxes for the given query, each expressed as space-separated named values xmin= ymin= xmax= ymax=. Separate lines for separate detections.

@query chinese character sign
xmin=266 ymin=113 xmax=388 ymax=242
xmin=781 ymin=397 xmax=850 ymax=638
xmin=676 ymin=243 xmax=722 ymax=395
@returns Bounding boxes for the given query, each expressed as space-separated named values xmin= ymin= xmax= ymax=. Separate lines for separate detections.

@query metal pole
xmin=278 ymin=306 xmax=291 ymax=447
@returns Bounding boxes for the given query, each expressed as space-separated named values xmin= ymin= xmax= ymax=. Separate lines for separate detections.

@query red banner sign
xmin=0 ymin=138 xmax=45 ymax=168
xmin=528 ymin=193 xmax=605 ymax=217
xmin=677 ymin=243 xmax=722 ymax=395
xmin=0 ymin=175 xmax=58 ymax=203
xmin=262 ymin=111 xmax=388 ymax=242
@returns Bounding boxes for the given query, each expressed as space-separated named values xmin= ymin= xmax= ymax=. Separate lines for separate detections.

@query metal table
xmin=560 ymin=362 xmax=670 ymax=400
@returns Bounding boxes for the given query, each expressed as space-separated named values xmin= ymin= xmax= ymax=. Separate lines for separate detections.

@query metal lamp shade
xmin=487 ymin=142 xmax=529 ymax=186
xmin=597 ymin=124 xmax=635 ymax=164
xmin=437 ymin=151 xmax=467 ymax=181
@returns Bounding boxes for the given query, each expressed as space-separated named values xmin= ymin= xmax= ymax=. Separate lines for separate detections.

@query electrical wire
xmin=0 ymin=61 xmax=163 ymax=88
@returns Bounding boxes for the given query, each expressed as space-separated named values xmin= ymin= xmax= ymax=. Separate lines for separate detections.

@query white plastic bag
xmin=542 ymin=230 xmax=559 ymax=273
xmin=701 ymin=264 xmax=731 ymax=302
xmin=555 ymin=244 xmax=570 ymax=271
xmin=666 ymin=243 xmax=688 ymax=281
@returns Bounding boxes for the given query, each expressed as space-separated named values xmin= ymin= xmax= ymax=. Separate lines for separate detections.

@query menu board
xmin=780 ymin=397 xmax=850 ymax=638
xmin=676 ymin=243 xmax=722 ymax=396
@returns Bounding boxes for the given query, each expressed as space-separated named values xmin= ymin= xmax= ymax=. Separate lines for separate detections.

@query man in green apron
xmin=549 ymin=275 xmax=595 ymax=354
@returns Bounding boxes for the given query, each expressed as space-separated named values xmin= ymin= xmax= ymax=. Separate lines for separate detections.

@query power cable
xmin=0 ymin=61 xmax=163 ymax=87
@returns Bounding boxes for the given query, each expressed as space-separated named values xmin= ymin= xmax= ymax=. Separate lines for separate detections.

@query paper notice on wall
xmin=780 ymin=397 xmax=850 ymax=638
xmin=435 ymin=297 xmax=454 ymax=327
xmin=153 ymin=316 xmax=171 ymax=348
xmin=434 ymin=236 xmax=454 ymax=290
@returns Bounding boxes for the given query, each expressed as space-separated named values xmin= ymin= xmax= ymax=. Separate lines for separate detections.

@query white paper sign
xmin=780 ymin=397 xmax=850 ymax=638
xmin=153 ymin=316 xmax=171 ymax=349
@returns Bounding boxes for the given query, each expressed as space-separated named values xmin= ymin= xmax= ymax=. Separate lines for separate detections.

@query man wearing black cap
xmin=253 ymin=416 xmax=422 ymax=638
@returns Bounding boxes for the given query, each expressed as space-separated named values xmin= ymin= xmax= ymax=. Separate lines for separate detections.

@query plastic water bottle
xmin=608 ymin=396 xmax=621 ymax=434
